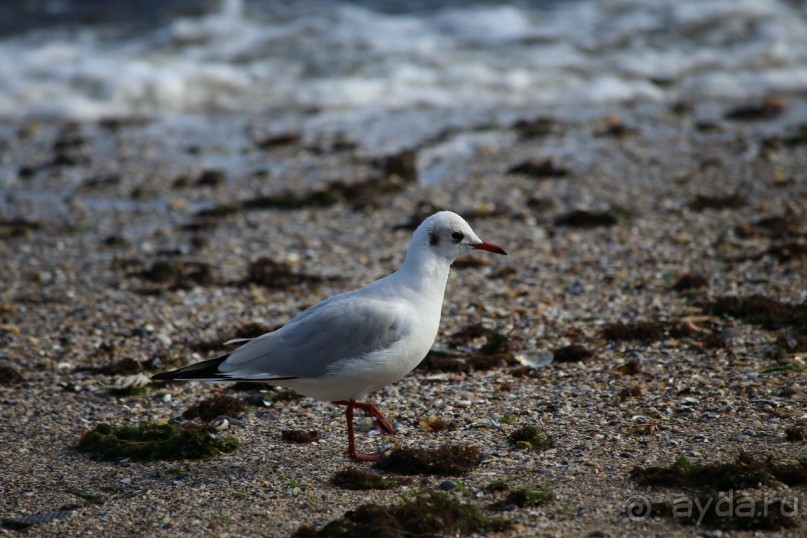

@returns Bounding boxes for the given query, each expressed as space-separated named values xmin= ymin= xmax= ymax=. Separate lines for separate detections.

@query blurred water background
xmin=2 ymin=0 xmax=807 ymax=146
xmin=2 ymin=0 xmax=807 ymax=223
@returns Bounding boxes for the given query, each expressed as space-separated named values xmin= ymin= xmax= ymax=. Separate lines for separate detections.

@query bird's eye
xmin=451 ymin=231 xmax=464 ymax=242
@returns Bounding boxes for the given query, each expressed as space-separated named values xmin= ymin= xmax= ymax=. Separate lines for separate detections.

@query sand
xmin=1 ymin=100 xmax=806 ymax=537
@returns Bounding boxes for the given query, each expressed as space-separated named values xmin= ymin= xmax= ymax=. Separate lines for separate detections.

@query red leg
xmin=332 ymin=400 xmax=396 ymax=435
xmin=332 ymin=399 xmax=393 ymax=461
xmin=350 ymin=401 xmax=396 ymax=435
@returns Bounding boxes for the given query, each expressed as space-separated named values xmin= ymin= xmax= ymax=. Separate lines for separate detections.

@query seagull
xmin=152 ymin=211 xmax=507 ymax=460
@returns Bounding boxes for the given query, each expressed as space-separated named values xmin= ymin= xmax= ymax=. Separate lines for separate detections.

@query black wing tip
xmin=151 ymin=354 xmax=230 ymax=382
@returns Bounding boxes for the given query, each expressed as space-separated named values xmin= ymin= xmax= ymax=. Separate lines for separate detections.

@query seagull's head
xmin=416 ymin=211 xmax=507 ymax=263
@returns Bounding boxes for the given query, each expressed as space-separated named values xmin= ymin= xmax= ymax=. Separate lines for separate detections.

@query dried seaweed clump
xmin=292 ymin=492 xmax=511 ymax=537
xmin=281 ymin=430 xmax=320 ymax=444
xmin=135 ymin=260 xmax=216 ymax=288
xmin=417 ymin=325 xmax=516 ymax=373
xmin=631 ymin=453 xmax=807 ymax=490
xmin=707 ymin=295 xmax=806 ymax=334
xmin=616 ymin=359 xmax=642 ymax=375
xmin=0 ymin=218 xmax=41 ymax=239
xmin=254 ymin=131 xmax=301 ymax=149
xmin=672 ymin=273 xmax=708 ymax=292
xmin=507 ymin=158 xmax=569 ymax=179
xmin=724 ymin=96 xmax=785 ymax=121
xmin=602 ymin=321 xmax=665 ymax=342
xmin=330 ymin=467 xmax=410 ymax=490
xmin=490 ymin=486 xmax=554 ymax=511
xmin=182 ymin=393 xmax=246 ymax=421
xmin=0 ymin=364 xmax=24 ymax=385
xmin=784 ymin=424 xmax=805 ymax=442
xmin=551 ymin=344 xmax=594 ymax=363
xmin=78 ymin=422 xmax=239 ymax=461
xmin=735 ymin=214 xmax=803 ymax=239
xmin=619 ymin=385 xmax=643 ymax=400
xmin=632 ymin=453 xmax=802 ymax=532
xmin=236 ymin=162 xmax=416 ymax=213
xmin=376 ymin=148 xmax=419 ymax=183
xmin=757 ymin=242 xmax=807 ymax=263
xmin=512 ymin=116 xmax=556 ymax=138
xmin=554 ymin=208 xmax=630 ymax=228
xmin=688 ymin=193 xmax=747 ymax=211
xmin=190 ymin=321 xmax=279 ymax=353
xmin=245 ymin=257 xmax=328 ymax=289
xmin=508 ymin=426 xmax=554 ymax=452
xmin=418 ymin=350 xmax=512 ymax=373
xmin=374 ymin=444 xmax=481 ymax=475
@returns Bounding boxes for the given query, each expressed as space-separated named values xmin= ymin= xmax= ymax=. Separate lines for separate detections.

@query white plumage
xmin=153 ymin=211 xmax=506 ymax=460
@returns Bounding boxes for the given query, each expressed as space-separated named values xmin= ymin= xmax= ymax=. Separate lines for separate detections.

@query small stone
xmin=355 ymin=418 xmax=374 ymax=433
xmin=515 ymin=349 xmax=554 ymax=369
xmin=208 ymin=417 xmax=230 ymax=431
xmin=438 ymin=480 xmax=458 ymax=491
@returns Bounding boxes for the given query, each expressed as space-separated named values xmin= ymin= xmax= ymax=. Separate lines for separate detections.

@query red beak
xmin=472 ymin=241 xmax=507 ymax=255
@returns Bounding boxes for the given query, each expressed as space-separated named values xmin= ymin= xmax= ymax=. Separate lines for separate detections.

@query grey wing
xmin=217 ymin=297 xmax=408 ymax=380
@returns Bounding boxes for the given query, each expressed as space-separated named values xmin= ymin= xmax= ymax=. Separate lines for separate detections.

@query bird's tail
xmin=151 ymin=353 xmax=230 ymax=381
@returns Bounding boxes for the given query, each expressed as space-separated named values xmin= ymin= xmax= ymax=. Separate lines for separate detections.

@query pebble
xmin=355 ymin=418 xmax=374 ymax=433
xmin=208 ymin=417 xmax=230 ymax=431
xmin=515 ymin=349 xmax=554 ymax=369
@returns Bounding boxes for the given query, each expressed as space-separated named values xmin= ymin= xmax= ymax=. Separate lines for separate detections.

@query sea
xmin=2 ymin=0 xmax=807 ymax=151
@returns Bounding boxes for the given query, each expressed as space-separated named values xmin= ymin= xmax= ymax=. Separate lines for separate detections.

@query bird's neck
xmin=398 ymin=250 xmax=451 ymax=301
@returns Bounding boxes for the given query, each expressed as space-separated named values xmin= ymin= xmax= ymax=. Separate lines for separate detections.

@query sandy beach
xmin=1 ymin=96 xmax=806 ymax=537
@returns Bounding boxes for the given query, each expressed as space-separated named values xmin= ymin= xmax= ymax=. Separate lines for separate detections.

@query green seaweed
xmin=292 ymin=492 xmax=512 ymax=537
xmin=602 ymin=321 xmax=665 ymax=342
xmin=785 ymin=425 xmax=805 ymax=442
xmin=0 ymin=364 xmax=24 ymax=385
xmin=490 ymin=486 xmax=553 ymax=511
xmin=281 ymin=430 xmax=320 ymax=443
xmin=707 ymin=295 xmax=807 ymax=335
xmin=66 ymin=487 xmax=105 ymax=506
xmin=759 ymin=364 xmax=803 ymax=374
xmin=374 ymin=444 xmax=481 ymax=475
xmin=508 ymin=426 xmax=554 ymax=452
xmin=480 ymin=329 xmax=509 ymax=355
xmin=78 ymin=422 xmax=239 ymax=461
xmin=330 ymin=467 xmax=409 ymax=490
xmin=631 ymin=452 xmax=807 ymax=490
xmin=552 ymin=344 xmax=594 ymax=362
xmin=182 ymin=393 xmax=246 ymax=421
